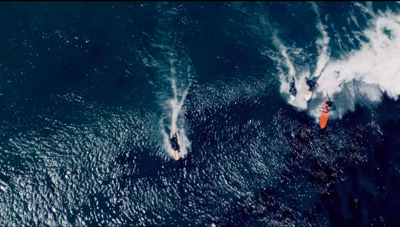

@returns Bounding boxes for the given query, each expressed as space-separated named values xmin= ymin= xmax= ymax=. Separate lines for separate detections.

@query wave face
xmin=1 ymin=2 xmax=400 ymax=227
xmin=257 ymin=2 xmax=400 ymax=122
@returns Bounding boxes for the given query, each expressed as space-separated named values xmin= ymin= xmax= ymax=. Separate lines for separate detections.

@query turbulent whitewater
xmin=0 ymin=2 xmax=400 ymax=227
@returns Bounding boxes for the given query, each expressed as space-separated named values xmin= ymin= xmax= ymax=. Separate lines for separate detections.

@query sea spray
xmin=270 ymin=4 xmax=400 ymax=122
xmin=310 ymin=9 xmax=400 ymax=120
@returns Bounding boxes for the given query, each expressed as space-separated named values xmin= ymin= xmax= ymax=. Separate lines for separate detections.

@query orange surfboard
xmin=320 ymin=98 xmax=330 ymax=129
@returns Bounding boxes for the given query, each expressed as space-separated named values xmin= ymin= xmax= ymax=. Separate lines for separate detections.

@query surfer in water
xmin=322 ymin=97 xmax=334 ymax=112
xmin=170 ymin=130 xmax=181 ymax=160
xmin=306 ymin=79 xmax=318 ymax=91
xmin=289 ymin=76 xmax=297 ymax=96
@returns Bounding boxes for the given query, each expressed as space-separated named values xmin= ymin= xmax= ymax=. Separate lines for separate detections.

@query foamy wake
xmin=161 ymin=59 xmax=192 ymax=160
xmin=276 ymin=4 xmax=400 ymax=122
xmin=310 ymin=2 xmax=330 ymax=79
xmin=273 ymin=33 xmax=309 ymax=111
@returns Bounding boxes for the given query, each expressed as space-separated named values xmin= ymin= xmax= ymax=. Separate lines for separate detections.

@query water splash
xmin=308 ymin=8 xmax=400 ymax=120
xmin=271 ymin=3 xmax=400 ymax=123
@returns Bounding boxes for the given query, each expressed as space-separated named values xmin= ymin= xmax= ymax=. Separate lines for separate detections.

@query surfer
xmin=289 ymin=87 xmax=297 ymax=95
xmin=289 ymin=76 xmax=297 ymax=99
xmin=306 ymin=79 xmax=318 ymax=91
xmin=320 ymin=95 xmax=334 ymax=129
xmin=170 ymin=131 xmax=181 ymax=160
xmin=304 ymin=79 xmax=318 ymax=101
xmin=322 ymin=97 xmax=334 ymax=112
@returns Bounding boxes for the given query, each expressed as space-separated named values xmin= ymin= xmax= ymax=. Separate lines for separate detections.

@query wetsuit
xmin=289 ymin=79 xmax=297 ymax=95
xmin=323 ymin=99 xmax=334 ymax=113
xmin=171 ymin=134 xmax=180 ymax=151
xmin=306 ymin=80 xmax=317 ymax=90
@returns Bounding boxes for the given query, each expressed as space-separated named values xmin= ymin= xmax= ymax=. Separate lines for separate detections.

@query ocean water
xmin=0 ymin=1 xmax=400 ymax=226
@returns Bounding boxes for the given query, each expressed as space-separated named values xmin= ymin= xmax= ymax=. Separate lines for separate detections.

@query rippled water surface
xmin=1 ymin=2 xmax=400 ymax=226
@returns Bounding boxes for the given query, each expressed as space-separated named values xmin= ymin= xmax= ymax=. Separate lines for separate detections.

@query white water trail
xmin=311 ymin=2 xmax=331 ymax=79
xmin=161 ymin=59 xmax=192 ymax=160
xmin=274 ymin=2 xmax=332 ymax=114
xmin=150 ymin=2 xmax=193 ymax=160
xmin=272 ymin=34 xmax=309 ymax=110
xmin=273 ymin=35 xmax=296 ymax=78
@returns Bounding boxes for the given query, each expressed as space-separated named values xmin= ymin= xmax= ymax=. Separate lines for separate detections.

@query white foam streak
xmin=273 ymin=35 xmax=296 ymax=77
xmin=272 ymin=34 xmax=314 ymax=110
xmin=311 ymin=2 xmax=331 ymax=78
xmin=309 ymin=11 xmax=400 ymax=120
xmin=161 ymin=61 xmax=192 ymax=160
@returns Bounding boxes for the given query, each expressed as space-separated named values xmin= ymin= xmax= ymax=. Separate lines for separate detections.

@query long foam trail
xmin=273 ymin=35 xmax=296 ymax=78
xmin=272 ymin=34 xmax=310 ymax=110
xmin=161 ymin=59 xmax=192 ymax=160
xmin=311 ymin=2 xmax=330 ymax=78
xmin=150 ymin=2 xmax=193 ymax=160
xmin=309 ymin=9 xmax=400 ymax=121
xmin=279 ymin=3 xmax=331 ymax=114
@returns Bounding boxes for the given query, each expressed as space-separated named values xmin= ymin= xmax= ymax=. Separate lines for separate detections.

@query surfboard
xmin=320 ymin=98 xmax=330 ymax=129
xmin=290 ymin=94 xmax=296 ymax=101
xmin=174 ymin=150 xmax=180 ymax=160
xmin=305 ymin=88 xmax=313 ymax=101
xmin=173 ymin=131 xmax=181 ymax=161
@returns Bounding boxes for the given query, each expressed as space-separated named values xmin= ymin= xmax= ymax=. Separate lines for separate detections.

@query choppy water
xmin=1 ymin=2 xmax=400 ymax=226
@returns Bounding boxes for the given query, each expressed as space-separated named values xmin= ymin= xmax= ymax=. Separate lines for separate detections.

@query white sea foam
xmin=277 ymin=6 xmax=400 ymax=122
xmin=151 ymin=3 xmax=193 ymax=160
xmin=311 ymin=10 xmax=400 ymax=119
xmin=271 ymin=34 xmax=310 ymax=110
xmin=311 ymin=2 xmax=331 ymax=78
xmin=161 ymin=73 xmax=191 ymax=159
xmin=273 ymin=35 xmax=296 ymax=78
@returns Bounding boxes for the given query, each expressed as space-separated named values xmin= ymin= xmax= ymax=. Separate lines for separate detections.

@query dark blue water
xmin=1 ymin=2 xmax=400 ymax=226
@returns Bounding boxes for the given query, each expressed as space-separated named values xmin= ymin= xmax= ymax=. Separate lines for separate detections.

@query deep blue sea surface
xmin=1 ymin=2 xmax=400 ymax=226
